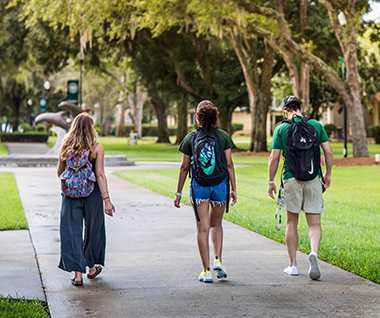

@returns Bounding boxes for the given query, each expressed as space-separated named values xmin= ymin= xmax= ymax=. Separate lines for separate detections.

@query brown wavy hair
xmin=59 ymin=113 xmax=98 ymax=160
xmin=196 ymin=100 xmax=218 ymax=131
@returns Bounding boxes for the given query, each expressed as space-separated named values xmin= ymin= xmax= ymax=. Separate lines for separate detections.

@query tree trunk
xmin=135 ymin=105 xmax=143 ymax=139
xmin=233 ymin=0 xmax=369 ymax=157
xmin=254 ymin=42 xmax=274 ymax=152
xmin=300 ymin=62 xmax=310 ymax=115
xmin=175 ymin=96 xmax=188 ymax=144
xmin=11 ymin=101 xmax=20 ymax=132
xmin=218 ymin=108 xmax=232 ymax=135
xmin=116 ymin=101 xmax=126 ymax=137
xmin=298 ymin=0 xmax=310 ymax=115
xmin=229 ymin=32 xmax=258 ymax=151
xmin=323 ymin=0 xmax=369 ymax=157
xmin=116 ymin=76 xmax=126 ymax=137
xmin=127 ymin=79 xmax=148 ymax=139
xmin=190 ymin=33 xmax=215 ymax=100
xmin=149 ymin=90 xmax=170 ymax=143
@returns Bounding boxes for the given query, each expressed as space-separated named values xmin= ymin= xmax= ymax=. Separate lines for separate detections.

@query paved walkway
xmin=5 ymin=142 xmax=51 ymax=154
xmin=1 ymin=163 xmax=380 ymax=317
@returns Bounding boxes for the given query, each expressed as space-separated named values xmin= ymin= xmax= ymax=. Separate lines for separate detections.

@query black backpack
xmin=284 ymin=116 xmax=322 ymax=181
xmin=190 ymin=127 xmax=229 ymax=221
xmin=191 ymin=127 xmax=228 ymax=186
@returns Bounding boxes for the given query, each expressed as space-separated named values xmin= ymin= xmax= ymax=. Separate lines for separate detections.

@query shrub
xmin=324 ymin=123 xmax=338 ymax=138
xmin=188 ymin=123 xmax=243 ymax=135
xmin=188 ymin=123 xmax=197 ymax=132
xmin=368 ymin=125 xmax=380 ymax=144
xmin=231 ymin=123 xmax=244 ymax=134
xmin=123 ymin=124 xmax=177 ymax=137
xmin=0 ymin=133 xmax=49 ymax=143
xmin=35 ymin=124 xmax=46 ymax=133
xmin=20 ymin=123 xmax=33 ymax=133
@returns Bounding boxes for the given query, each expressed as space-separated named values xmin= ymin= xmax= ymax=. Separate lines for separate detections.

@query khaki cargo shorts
xmin=282 ymin=176 xmax=324 ymax=214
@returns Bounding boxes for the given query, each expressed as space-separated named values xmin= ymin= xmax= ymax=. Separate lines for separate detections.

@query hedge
xmin=117 ymin=123 xmax=243 ymax=137
xmin=123 ymin=124 xmax=177 ymax=137
xmin=324 ymin=123 xmax=338 ymax=138
xmin=188 ymin=123 xmax=244 ymax=135
xmin=0 ymin=133 xmax=49 ymax=143
xmin=368 ymin=125 xmax=380 ymax=144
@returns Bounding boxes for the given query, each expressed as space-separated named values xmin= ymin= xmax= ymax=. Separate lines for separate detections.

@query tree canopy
xmin=6 ymin=0 xmax=380 ymax=155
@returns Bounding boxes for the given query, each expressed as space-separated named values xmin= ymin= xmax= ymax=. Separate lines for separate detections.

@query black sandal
xmin=72 ymin=278 xmax=83 ymax=286
xmin=87 ymin=265 xmax=102 ymax=279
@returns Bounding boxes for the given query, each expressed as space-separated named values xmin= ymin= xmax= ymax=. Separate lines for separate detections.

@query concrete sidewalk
xmin=1 ymin=164 xmax=380 ymax=317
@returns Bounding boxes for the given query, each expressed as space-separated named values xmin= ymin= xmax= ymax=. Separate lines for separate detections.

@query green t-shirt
xmin=178 ymin=128 xmax=235 ymax=156
xmin=271 ymin=116 xmax=329 ymax=180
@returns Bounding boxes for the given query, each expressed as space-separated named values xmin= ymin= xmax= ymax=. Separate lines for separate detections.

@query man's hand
xmin=268 ymin=183 xmax=277 ymax=200
xmin=323 ymin=174 xmax=331 ymax=189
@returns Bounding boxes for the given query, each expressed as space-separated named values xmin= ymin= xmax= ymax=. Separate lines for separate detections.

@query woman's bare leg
xmin=196 ymin=200 xmax=211 ymax=271
xmin=210 ymin=203 xmax=226 ymax=260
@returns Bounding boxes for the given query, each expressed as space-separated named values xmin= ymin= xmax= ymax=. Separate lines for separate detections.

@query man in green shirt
xmin=268 ymin=95 xmax=333 ymax=280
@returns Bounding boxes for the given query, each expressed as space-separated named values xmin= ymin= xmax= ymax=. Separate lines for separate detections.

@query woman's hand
xmin=104 ymin=199 xmax=115 ymax=217
xmin=230 ymin=190 xmax=237 ymax=206
xmin=174 ymin=194 xmax=181 ymax=208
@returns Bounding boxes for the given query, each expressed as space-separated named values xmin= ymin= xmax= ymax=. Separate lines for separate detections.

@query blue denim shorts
xmin=190 ymin=177 xmax=228 ymax=206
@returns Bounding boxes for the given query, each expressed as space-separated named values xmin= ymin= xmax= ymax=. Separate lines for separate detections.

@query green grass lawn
xmin=0 ymin=143 xmax=8 ymax=154
xmin=0 ymin=173 xmax=28 ymax=230
xmin=47 ymin=135 xmax=380 ymax=161
xmin=114 ymin=152 xmax=380 ymax=284
xmin=0 ymin=296 xmax=48 ymax=318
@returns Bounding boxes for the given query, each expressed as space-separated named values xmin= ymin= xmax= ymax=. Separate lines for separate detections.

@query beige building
xmin=167 ymin=98 xmax=380 ymax=138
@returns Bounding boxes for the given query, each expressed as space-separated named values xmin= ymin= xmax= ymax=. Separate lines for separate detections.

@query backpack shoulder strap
xmin=191 ymin=128 xmax=201 ymax=142
xmin=301 ymin=116 xmax=311 ymax=123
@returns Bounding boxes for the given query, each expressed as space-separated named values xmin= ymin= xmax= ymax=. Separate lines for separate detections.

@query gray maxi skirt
xmin=58 ymin=183 xmax=105 ymax=273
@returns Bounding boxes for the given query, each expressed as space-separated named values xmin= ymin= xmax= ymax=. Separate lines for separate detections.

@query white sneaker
xmin=284 ymin=266 xmax=299 ymax=276
xmin=199 ymin=269 xmax=213 ymax=283
xmin=308 ymin=252 xmax=321 ymax=280
xmin=213 ymin=258 xmax=227 ymax=279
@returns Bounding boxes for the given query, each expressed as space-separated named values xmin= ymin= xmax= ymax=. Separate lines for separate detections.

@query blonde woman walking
xmin=57 ymin=113 xmax=115 ymax=286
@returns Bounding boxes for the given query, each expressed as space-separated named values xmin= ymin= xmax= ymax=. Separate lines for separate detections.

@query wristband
xmin=267 ymin=180 xmax=275 ymax=184
xmin=175 ymin=192 xmax=182 ymax=196
xmin=103 ymin=197 xmax=110 ymax=201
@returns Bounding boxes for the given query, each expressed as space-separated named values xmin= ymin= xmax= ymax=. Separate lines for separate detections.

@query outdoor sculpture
xmin=34 ymin=102 xmax=89 ymax=131
xmin=33 ymin=103 xmax=89 ymax=156
xmin=47 ymin=126 xmax=67 ymax=155
xmin=58 ymin=101 xmax=90 ymax=117
xmin=34 ymin=111 xmax=70 ymax=131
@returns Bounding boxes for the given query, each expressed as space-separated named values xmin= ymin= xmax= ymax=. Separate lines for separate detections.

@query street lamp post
xmin=27 ymin=99 xmax=33 ymax=125
xmin=40 ymin=81 xmax=51 ymax=113
xmin=79 ymin=56 xmax=84 ymax=108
